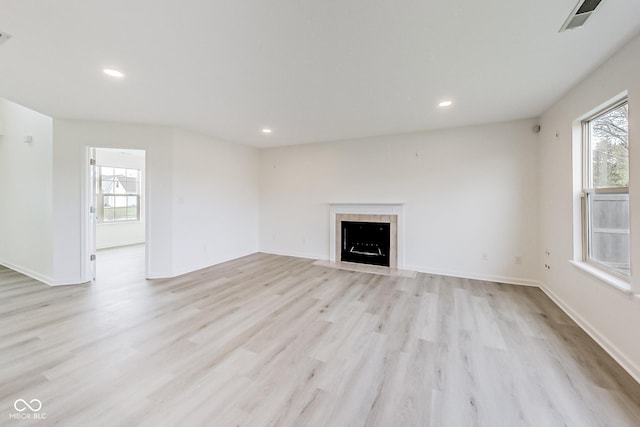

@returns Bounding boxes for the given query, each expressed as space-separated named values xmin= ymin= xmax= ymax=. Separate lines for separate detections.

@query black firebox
xmin=341 ymin=221 xmax=390 ymax=267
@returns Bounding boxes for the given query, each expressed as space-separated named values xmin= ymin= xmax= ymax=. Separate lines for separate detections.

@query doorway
xmin=87 ymin=147 xmax=146 ymax=280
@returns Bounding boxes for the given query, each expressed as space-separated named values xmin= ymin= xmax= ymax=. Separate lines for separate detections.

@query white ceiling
xmin=1 ymin=0 xmax=639 ymax=148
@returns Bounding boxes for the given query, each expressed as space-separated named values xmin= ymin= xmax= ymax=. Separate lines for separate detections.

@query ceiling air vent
xmin=559 ymin=0 xmax=603 ymax=32
xmin=0 ymin=32 xmax=12 ymax=45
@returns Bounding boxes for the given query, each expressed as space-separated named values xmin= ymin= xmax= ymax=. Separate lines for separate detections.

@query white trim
xmin=257 ymin=247 xmax=539 ymax=287
xmin=151 ymin=250 xmax=262 ymax=279
xmin=83 ymin=146 xmax=151 ymax=282
xmin=47 ymin=278 xmax=91 ymax=286
xmin=80 ymin=146 xmax=92 ymax=283
xmin=404 ymin=264 xmax=540 ymax=287
xmin=572 ymin=93 xmax=631 ymax=293
xmin=145 ymin=271 xmax=176 ymax=280
xmin=0 ymin=258 xmax=61 ymax=286
xmin=329 ymin=203 xmax=405 ymax=268
xmin=569 ymin=260 xmax=632 ymax=295
xmin=539 ymin=281 xmax=640 ymax=385
xmin=260 ymin=249 xmax=328 ymax=262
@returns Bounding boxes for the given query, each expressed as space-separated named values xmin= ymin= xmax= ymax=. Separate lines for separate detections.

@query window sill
xmin=569 ymin=261 xmax=632 ymax=295
xmin=97 ymin=220 xmax=141 ymax=225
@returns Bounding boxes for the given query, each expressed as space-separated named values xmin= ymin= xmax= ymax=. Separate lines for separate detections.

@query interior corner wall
xmin=0 ymin=99 xmax=54 ymax=283
xmin=171 ymin=129 xmax=259 ymax=276
xmin=258 ymin=119 xmax=540 ymax=285
xmin=52 ymin=120 xmax=175 ymax=283
xmin=537 ymin=32 xmax=640 ymax=381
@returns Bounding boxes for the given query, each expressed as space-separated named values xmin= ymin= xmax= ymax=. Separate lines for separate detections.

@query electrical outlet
xmin=515 ymin=255 xmax=522 ymax=265
xmin=544 ymin=250 xmax=550 ymax=270
xmin=481 ymin=253 xmax=488 ymax=261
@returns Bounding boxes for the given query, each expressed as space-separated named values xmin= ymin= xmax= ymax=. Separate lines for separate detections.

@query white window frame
xmin=577 ymin=97 xmax=630 ymax=284
xmin=97 ymin=165 xmax=141 ymax=223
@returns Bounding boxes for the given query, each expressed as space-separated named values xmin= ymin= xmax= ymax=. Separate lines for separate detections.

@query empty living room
xmin=2 ymin=0 xmax=640 ymax=425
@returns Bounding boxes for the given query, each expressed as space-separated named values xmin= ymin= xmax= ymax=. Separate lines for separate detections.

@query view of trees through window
xmin=590 ymin=103 xmax=628 ymax=188
xmin=584 ymin=101 xmax=629 ymax=276
xmin=97 ymin=166 xmax=140 ymax=222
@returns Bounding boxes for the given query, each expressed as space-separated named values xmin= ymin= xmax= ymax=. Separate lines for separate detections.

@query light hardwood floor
xmin=1 ymin=245 xmax=640 ymax=426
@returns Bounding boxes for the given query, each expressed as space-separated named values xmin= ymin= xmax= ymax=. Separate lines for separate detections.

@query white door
xmin=89 ymin=148 xmax=97 ymax=280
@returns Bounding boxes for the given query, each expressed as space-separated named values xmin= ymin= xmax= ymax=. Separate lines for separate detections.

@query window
xmin=581 ymin=100 xmax=629 ymax=277
xmin=97 ymin=166 xmax=141 ymax=222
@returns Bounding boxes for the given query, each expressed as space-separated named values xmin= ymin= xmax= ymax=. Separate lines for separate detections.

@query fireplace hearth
xmin=341 ymin=221 xmax=390 ymax=267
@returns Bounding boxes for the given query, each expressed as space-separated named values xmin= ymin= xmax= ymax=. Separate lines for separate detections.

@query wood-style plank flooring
xmin=1 ymin=245 xmax=640 ymax=426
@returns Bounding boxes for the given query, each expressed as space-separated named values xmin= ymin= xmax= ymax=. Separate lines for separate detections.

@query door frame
xmin=81 ymin=146 xmax=148 ymax=282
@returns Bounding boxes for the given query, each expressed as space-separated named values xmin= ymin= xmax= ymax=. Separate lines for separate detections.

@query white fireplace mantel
xmin=329 ymin=203 xmax=405 ymax=268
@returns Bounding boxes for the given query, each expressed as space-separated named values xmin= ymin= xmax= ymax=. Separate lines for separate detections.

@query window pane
xmin=100 ymin=167 xmax=115 ymax=195
xmin=101 ymin=167 xmax=114 ymax=178
xmin=114 ymin=208 xmax=126 ymax=221
xmin=101 ymin=181 xmax=113 ymax=194
xmin=589 ymin=104 xmax=628 ymax=188
xmin=127 ymin=206 xmax=138 ymax=220
xmin=96 ymin=166 xmax=141 ymax=223
xmin=114 ymin=195 xmax=126 ymax=208
xmin=103 ymin=207 xmax=114 ymax=221
xmin=122 ymin=178 xmax=136 ymax=195
xmin=114 ymin=178 xmax=124 ymax=193
xmin=588 ymin=192 xmax=630 ymax=276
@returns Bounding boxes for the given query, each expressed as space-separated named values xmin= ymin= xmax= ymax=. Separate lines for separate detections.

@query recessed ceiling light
xmin=262 ymin=128 xmax=272 ymax=134
xmin=103 ymin=68 xmax=124 ymax=78
xmin=438 ymin=100 xmax=453 ymax=107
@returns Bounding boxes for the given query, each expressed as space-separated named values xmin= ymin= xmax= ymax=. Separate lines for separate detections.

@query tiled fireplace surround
xmin=329 ymin=203 xmax=404 ymax=270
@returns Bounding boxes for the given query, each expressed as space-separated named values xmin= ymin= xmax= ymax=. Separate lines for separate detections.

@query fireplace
xmin=341 ymin=221 xmax=390 ymax=267
xmin=330 ymin=204 xmax=401 ymax=269
xmin=327 ymin=203 xmax=407 ymax=274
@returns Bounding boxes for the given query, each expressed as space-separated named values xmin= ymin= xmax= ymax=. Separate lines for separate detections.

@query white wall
xmin=171 ymin=129 xmax=259 ymax=275
xmin=0 ymin=99 xmax=54 ymax=283
xmin=95 ymin=148 xmax=146 ymax=249
xmin=538 ymin=32 xmax=640 ymax=381
xmin=259 ymin=119 xmax=540 ymax=285
xmin=51 ymin=120 xmax=259 ymax=283
xmin=52 ymin=120 xmax=174 ymax=282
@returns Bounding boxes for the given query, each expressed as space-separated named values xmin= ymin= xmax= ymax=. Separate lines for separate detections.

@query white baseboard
xmin=539 ymin=281 xmax=640 ymax=385
xmin=0 ymin=258 xmax=56 ymax=286
xmin=158 ymin=250 xmax=260 ymax=279
xmin=259 ymin=249 xmax=329 ymax=262
xmin=404 ymin=264 xmax=540 ymax=287
xmin=48 ymin=277 xmax=90 ymax=286
xmin=146 ymin=271 xmax=177 ymax=280
xmin=258 ymin=250 xmax=539 ymax=287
